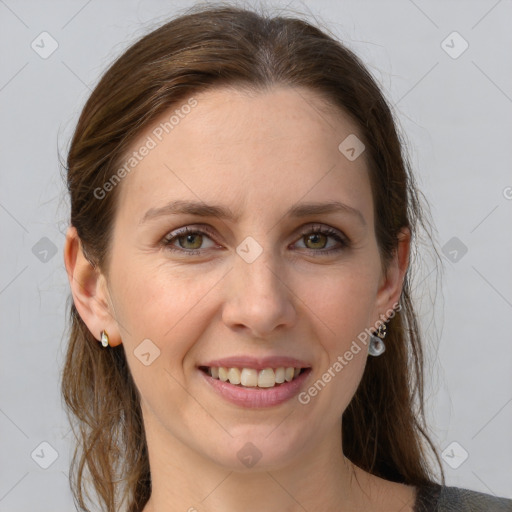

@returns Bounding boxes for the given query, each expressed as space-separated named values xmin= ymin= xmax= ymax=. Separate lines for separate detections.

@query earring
xmin=368 ymin=322 xmax=386 ymax=357
xmin=100 ymin=330 xmax=109 ymax=348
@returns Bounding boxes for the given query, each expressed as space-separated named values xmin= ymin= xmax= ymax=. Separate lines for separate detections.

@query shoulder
xmin=438 ymin=485 xmax=512 ymax=511
xmin=414 ymin=482 xmax=512 ymax=512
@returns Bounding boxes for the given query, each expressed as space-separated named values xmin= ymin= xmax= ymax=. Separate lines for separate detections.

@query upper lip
xmin=199 ymin=356 xmax=312 ymax=371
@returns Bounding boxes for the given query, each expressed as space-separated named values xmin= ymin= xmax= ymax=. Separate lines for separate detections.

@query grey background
xmin=1 ymin=0 xmax=511 ymax=510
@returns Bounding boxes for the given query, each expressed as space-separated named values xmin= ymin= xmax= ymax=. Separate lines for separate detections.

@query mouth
xmin=198 ymin=365 xmax=309 ymax=389
xmin=197 ymin=364 xmax=312 ymax=408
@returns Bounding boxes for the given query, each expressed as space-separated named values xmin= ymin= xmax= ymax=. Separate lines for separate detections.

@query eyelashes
xmin=161 ymin=223 xmax=351 ymax=257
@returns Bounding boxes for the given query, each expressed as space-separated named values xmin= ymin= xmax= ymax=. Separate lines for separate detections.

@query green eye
xmin=176 ymin=232 xmax=203 ymax=250
xmin=162 ymin=224 xmax=350 ymax=256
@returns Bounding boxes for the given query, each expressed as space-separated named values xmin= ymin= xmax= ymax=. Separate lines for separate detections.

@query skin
xmin=65 ymin=86 xmax=415 ymax=512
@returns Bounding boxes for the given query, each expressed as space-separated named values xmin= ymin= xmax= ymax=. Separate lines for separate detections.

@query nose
xmin=221 ymin=244 xmax=296 ymax=339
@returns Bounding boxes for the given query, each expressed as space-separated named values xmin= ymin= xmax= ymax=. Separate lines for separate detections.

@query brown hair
xmin=61 ymin=3 xmax=445 ymax=511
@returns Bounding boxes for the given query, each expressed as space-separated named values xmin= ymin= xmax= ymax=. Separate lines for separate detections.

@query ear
xmin=373 ymin=227 xmax=411 ymax=322
xmin=63 ymin=226 xmax=122 ymax=347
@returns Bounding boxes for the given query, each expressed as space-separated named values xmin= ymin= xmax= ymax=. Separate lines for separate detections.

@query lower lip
xmin=198 ymin=368 xmax=312 ymax=408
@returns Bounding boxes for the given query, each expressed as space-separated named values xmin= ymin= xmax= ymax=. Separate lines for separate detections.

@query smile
xmin=198 ymin=366 xmax=312 ymax=408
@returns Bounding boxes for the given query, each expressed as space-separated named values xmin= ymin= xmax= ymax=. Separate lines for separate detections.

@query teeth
xmin=228 ymin=367 xmax=241 ymax=385
xmin=218 ymin=367 xmax=228 ymax=382
xmin=257 ymin=368 xmax=275 ymax=388
xmin=240 ymin=368 xmax=257 ymax=387
xmin=206 ymin=366 xmax=304 ymax=388
xmin=275 ymin=367 xmax=285 ymax=383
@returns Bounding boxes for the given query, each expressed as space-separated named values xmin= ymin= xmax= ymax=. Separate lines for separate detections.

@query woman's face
xmin=102 ymin=86 xmax=401 ymax=470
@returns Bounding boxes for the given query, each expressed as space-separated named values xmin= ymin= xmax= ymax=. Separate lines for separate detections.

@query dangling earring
xmin=368 ymin=322 xmax=387 ymax=357
xmin=100 ymin=330 xmax=109 ymax=348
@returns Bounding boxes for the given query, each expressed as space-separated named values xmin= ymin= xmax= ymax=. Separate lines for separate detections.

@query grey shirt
xmin=414 ymin=482 xmax=512 ymax=511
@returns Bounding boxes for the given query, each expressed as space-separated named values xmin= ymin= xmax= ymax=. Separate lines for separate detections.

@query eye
xmin=293 ymin=224 xmax=350 ymax=256
xmin=161 ymin=224 xmax=350 ymax=256
xmin=162 ymin=226 xmax=218 ymax=255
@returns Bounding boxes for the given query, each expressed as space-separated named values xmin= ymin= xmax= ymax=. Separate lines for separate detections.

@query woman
xmin=61 ymin=4 xmax=512 ymax=512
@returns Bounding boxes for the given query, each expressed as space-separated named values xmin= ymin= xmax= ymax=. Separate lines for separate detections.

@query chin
xmin=201 ymin=428 xmax=308 ymax=472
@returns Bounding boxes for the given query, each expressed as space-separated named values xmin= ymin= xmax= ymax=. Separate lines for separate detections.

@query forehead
xmin=114 ymin=85 xmax=372 ymax=225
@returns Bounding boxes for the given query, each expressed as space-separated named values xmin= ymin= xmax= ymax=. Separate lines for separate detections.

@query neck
xmin=140 ymin=410 xmax=370 ymax=512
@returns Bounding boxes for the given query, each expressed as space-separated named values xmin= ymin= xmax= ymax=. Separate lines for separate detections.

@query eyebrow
xmin=141 ymin=199 xmax=366 ymax=226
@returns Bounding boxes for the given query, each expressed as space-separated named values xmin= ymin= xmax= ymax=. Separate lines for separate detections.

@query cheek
xmin=109 ymin=263 xmax=220 ymax=415
xmin=296 ymin=263 xmax=379 ymax=341
xmin=110 ymin=258 xmax=224 ymax=356
xmin=291 ymin=264 xmax=377 ymax=408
